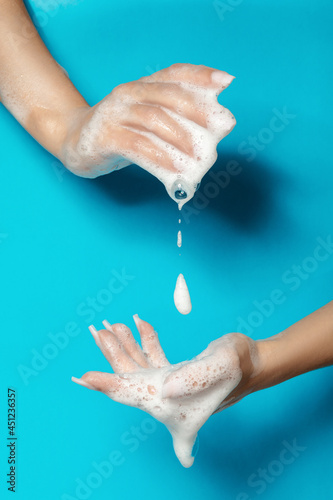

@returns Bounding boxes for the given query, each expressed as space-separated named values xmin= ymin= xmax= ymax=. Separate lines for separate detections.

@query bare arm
xmin=208 ymin=301 xmax=333 ymax=411
xmin=250 ymin=300 xmax=333 ymax=394
xmin=0 ymin=0 xmax=88 ymax=157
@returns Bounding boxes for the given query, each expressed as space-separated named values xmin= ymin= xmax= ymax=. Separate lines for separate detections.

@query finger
xmin=133 ymin=315 xmax=170 ymax=368
xmin=72 ymin=371 xmax=137 ymax=405
xmin=110 ymin=124 xmax=178 ymax=172
xmin=162 ymin=352 xmax=240 ymax=399
xmin=140 ymin=63 xmax=235 ymax=93
xmin=121 ymin=103 xmax=194 ymax=156
xmin=102 ymin=320 xmax=149 ymax=368
xmin=124 ymin=81 xmax=208 ymax=127
xmin=89 ymin=325 xmax=140 ymax=373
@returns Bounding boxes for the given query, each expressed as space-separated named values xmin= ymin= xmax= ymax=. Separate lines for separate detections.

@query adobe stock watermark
xmin=181 ymin=159 xmax=242 ymax=223
xmin=236 ymin=438 xmax=306 ymax=499
xmin=238 ymin=107 xmax=296 ymax=162
xmin=61 ymin=417 xmax=157 ymax=500
xmin=181 ymin=106 xmax=296 ymax=224
xmin=236 ymin=235 xmax=333 ymax=335
xmin=9 ymin=0 xmax=82 ymax=50
xmin=213 ymin=0 xmax=244 ymax=22
xmin=52 ymin=160 xmax=68 ymax=182
xmin=17 ymin=268 xmax=135 ymax=386
xmin=145 ymin=63 xmax=161 ymax=76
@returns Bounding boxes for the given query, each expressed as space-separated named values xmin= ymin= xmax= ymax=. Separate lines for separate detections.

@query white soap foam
xmin=63 ymin=78 xmax=236 ymax=206
xmin=88 ymin=334 xmax=243 ymax=468
xmin=174 ymin=273 xmax=192 ymax=315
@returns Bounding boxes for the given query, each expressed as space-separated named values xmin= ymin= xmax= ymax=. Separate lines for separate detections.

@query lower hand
xmin=72 ymin=317 xmax=264 ymax=467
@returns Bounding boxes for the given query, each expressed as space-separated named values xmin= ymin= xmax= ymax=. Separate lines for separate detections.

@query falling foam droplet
xmin=177 ymin=230 xmax=182 ymax=248
xmin=174 ymin=273 xmax=192 ymax=315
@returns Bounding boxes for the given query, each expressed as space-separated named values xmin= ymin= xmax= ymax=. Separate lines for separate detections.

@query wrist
xmin=26 ymin=103 xmax=90 ymax=162
xmin=59 ymin=104 xmax=111 ymax=176
xmin=247 ymin=335 xmax=287 ymax=394
xmin=248 ymin=303 xmax=333 ymax=395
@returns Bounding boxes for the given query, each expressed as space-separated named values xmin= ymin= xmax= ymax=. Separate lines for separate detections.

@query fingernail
xmin=133 ymin=314 xmax=141 ymax=329
xmin=102 ymin=320 xmax=113 ymax=332
xmin=71 ymin=376 xmax=96 ymax=391
xmin=89 ymin=325 xmax=103 ymax=349
xmin=88 ymin=324 xmax=99 ymax=342
xmin=211 ymin=71 xmax=235 ymax=86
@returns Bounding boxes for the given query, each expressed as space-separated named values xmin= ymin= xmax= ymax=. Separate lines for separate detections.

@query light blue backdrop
xmin=1 ymin=0 xmax=332 ymax=499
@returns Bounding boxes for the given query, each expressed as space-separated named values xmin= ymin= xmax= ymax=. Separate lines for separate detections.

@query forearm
xmin=0 ymin=0 xmax=88 ymax=158
xmin=252 ymin=301 xmax=333 ymax=392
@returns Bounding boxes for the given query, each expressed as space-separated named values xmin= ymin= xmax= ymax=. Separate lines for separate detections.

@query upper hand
xmin=61 ymin=64 xmax=236 ymax=202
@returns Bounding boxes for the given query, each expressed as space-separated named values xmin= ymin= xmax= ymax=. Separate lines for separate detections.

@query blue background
xmin=1 ymin=0 xmax=333 ymax=499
